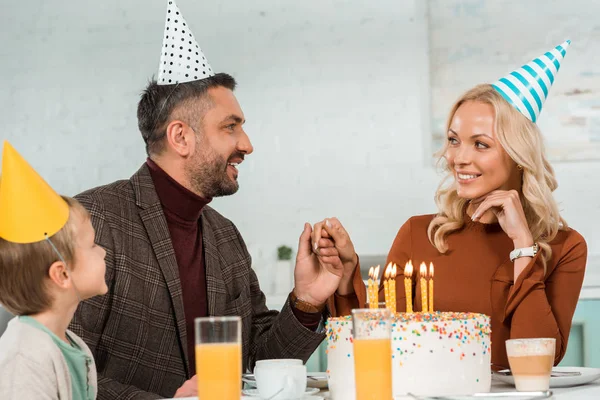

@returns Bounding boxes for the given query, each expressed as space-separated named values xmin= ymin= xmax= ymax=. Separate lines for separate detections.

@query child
xmin=0 ymin=141 xmax=107 ymax=399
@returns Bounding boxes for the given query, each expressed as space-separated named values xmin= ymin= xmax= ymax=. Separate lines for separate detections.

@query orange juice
xmin=196 ymin=342 xmax=242 ymax=400
xmin=353 ymin=338 xmax=392 ymax=400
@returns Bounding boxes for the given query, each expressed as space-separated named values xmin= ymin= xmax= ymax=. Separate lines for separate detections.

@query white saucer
xmin=494 ymin=366 xmax=600 ymax=388
xmin=174 ymin=397 xmax=322 ymax=400
xmin=242 ymin=387 xmax=320 ymax=397
xmin=241 ymin=396 xmax=321 ymax=400
xmin=306 ymin=372 xmax=328 ymax=389
xmin=242 ymin=372 xmax=328 ymax=389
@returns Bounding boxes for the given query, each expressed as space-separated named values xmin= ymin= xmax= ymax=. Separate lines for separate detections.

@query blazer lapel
xmin=131 ymin=164 xmax=190 ymax=374
xmin=201 ymin=212 xmax=227 ymax=316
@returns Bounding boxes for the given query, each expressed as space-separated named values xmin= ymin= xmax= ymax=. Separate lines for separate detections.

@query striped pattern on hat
xmin=492 ymin=40 xmax=570 ymax=123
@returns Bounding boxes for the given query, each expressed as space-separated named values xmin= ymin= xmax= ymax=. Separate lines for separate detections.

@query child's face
xmin=71 ymin=213 xmax=108 ymax=299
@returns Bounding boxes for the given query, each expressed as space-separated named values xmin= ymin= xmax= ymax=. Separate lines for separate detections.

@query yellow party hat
xmin=0 ymin=141 xmax=69 ymax=243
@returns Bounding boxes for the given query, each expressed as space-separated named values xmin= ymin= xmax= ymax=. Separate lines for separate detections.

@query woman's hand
xmin=471 ymin=190 xmax=533 ymax=248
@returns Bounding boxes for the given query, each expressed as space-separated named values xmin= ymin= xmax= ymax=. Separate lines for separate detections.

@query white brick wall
xmin=1 ymin=1 xmax=597 ymax=289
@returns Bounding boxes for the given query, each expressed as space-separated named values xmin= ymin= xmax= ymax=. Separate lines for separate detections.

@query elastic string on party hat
xmin=151 ymin=0 xmax=218 ymax=141
xmin=44 ymin=234 xmax=82 ymax=303
xmin=153 ymin=82 xmax=181 ymax=137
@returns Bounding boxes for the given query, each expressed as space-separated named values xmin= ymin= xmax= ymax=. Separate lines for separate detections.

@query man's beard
xmin=186 ymin=144 xmax=240 ymax=199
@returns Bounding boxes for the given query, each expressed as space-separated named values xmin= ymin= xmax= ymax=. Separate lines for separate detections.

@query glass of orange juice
xmin=352 ymin=308 xmax=393 ymax=400
xmin=195 ymin=316 xmax=242 ymax=400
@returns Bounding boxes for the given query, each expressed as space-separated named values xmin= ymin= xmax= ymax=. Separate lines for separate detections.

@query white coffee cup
xmin=255 ymin=358 xmax=303 ymax=367
xmin=254 ymin=360 xmax=307 ymax=400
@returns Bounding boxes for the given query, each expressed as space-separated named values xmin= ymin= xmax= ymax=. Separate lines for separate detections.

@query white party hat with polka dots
xmin=157 ymin=0 xmax=214 ymax=85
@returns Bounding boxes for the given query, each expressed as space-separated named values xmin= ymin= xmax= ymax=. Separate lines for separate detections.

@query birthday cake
xmin=326 ymin=312 xmax=491 ymax=398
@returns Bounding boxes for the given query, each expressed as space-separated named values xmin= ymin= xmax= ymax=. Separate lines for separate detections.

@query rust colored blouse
xmin=334 ymin=214 xmax=587 ymax=368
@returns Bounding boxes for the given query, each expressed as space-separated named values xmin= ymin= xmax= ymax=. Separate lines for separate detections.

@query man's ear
xmin=165 ymin=120 xmax=195 ymax=157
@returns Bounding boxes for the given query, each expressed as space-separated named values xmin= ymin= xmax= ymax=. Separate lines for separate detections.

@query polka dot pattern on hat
xmin=157 ymin=0 xmax=214 ymax=85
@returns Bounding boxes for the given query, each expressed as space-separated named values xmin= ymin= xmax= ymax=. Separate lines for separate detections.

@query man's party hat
xmin=157 ymin=0 xmax=215 ymax=85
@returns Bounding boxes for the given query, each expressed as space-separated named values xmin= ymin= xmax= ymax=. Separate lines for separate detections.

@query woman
xmin=325 ymin=41 xmax=586 ymax=368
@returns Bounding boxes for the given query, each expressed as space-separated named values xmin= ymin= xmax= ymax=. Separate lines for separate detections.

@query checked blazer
xmin=69 ymin=163 xmax=325 ymax=399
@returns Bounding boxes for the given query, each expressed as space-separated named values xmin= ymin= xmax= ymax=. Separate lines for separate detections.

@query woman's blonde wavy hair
xmin=427 ymin=84 xmax=566 ymax=267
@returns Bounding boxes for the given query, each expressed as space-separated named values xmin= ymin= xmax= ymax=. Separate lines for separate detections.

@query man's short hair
xmin=137 ymin=73 xmax=237 ymax=156
xmin=0 ymin=197 xmax=89 ymax=315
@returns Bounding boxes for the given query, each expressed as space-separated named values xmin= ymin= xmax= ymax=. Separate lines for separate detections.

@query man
xmin=69 ymin=1 xmax=357 ymax=398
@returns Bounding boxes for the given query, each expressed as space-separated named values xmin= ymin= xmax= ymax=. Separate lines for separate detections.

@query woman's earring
xmin=517 ymin=165 xmax=523 ymax=170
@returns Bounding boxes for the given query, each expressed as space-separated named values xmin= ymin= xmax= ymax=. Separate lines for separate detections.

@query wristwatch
xmin=290 ymin=290 xmax=326 ymax=313
xmin=510 ymin=243 xmax=539 ymax=262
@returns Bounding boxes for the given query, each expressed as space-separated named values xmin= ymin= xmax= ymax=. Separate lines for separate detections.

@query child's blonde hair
xmin=0 ymin=197 xmax=90 ymax=315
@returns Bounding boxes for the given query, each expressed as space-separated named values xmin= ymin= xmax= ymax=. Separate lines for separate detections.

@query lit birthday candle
xmin=419 ymin=262 xmax=428 ymax=313
xmin=368 ymin=266 xmax=375 ymax=309
xmin=404 ymin=261 xmax=413 ymax=313
xmin=384 ymin=267 xmax=390 ymax=310
xmin=390 ymin=263 xmax=397 ymax=313
xmin=383 ymin=262 xmax=394 ymax=311
xmin=429 ymin=263 xmax=434 ymax=313
xmin=374 ymin=265 xmax=381 ymax=308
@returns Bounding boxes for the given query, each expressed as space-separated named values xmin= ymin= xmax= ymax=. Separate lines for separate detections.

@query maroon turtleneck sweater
xmin=147 ymin=159 xmax=210 ymax=375
xmin=146 ymin=159 xmax=323 ymax=376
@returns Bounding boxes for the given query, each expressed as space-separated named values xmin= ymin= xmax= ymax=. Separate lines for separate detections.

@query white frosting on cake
xmin=326 ymin=312 xmax=491 ymax=398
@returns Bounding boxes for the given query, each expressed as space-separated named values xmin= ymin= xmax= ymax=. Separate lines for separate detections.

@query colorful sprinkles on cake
xmin=326 ymin=311 xmax=492 ymax=395
xmin=326 ymin=312 xmax=490 ymax=361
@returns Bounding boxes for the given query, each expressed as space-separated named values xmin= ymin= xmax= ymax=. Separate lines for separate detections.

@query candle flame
xmin=384 ymin=262 xmax=393 ymax=279
xmin=404 ymin=260 xmax=413 ymax=277
xmin=429 ymin=262 xmax=434 ymax=278
xmin=368 ymin=266 xmax=374 ymax=280
xmin=374 ymin=265 xmax=380 ymax=281
xmin=392 ymin=263 xmax=397 ymax=278
xmin=420 ymin=262 xmax=427 ymax=278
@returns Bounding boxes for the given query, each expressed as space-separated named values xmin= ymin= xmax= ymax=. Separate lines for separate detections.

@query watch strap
xmin=290 ymin=290 xmax=326 ymax=313
xmin=510 ymin=243 xmax=539 ymax=262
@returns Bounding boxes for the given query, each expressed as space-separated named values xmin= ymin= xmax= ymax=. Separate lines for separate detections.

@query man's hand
xmin=173 ymin=375 xmax=197 ymax=398
xmin=293 ymin=223 xmax=344 ymax=307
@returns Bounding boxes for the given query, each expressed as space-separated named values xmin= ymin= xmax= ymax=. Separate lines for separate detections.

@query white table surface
xmin=482 ymin=378 xmax=600 ymax=399
xmin=167 ymin=376 xmax=600 ymax=399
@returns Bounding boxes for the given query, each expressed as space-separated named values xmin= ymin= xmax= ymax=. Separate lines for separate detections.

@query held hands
xmin=311 ymin=218 xmax=358 ymax=295
xmin=293 ymin=223 xmax=345 ymax=307
xmin=470 ymin=189 xmax=534 ymax=248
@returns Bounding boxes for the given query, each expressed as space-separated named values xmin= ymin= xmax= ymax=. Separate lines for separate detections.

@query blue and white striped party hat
xmin=492 ymin=40 xmax=571 ymax=123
